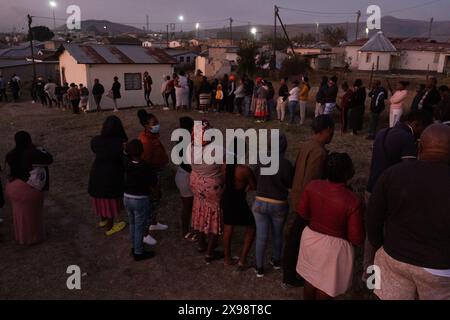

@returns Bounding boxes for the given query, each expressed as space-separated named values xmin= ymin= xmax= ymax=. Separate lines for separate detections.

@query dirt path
xmin=0 ymin=101 xmax=375 ymax=299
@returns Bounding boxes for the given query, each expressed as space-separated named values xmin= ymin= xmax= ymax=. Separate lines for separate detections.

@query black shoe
xmin=282 ymin=278 xmax=305 ymax=288
xmin=270 ymin=259 xmax=281 ymax=270
xmin=133 ymin=251 xmax=155 ymax=261
xmin=255 ymin=267 xmax=265 ymax=278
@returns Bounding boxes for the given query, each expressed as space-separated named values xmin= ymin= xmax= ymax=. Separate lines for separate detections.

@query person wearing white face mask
xmin=137 ymin=110 xmax=169 ymax=243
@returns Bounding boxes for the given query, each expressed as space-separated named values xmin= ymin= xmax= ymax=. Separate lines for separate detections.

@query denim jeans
xmin=252 ymin=200 xmax=289 ymax=269
xmin=124 ymin=196 xmax=150 ymax=255
xmin=369 ymin=112 xmax=380 ymax=136
xmin=267 ymin=99 xmax=276 ymax=120
xmin=243 ymin=96 xmax=252 ymax=117
xmin=288 ymin=101 xmax=298 ymax=124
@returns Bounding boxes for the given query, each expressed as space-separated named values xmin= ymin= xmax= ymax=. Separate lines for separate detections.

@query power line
xmin=277 ymin=6 xmax=356 ymax=15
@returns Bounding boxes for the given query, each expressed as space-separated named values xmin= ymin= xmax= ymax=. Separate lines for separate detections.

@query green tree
xmin=280 ymin=55 xmax=308 ymax=78
xmin=237 ymin=43 xmax=259 ymax=76
xmin=28 ymin=26 xmax=55 ymax=42
xmin=322 ymin=26 xmax=347 ymax=46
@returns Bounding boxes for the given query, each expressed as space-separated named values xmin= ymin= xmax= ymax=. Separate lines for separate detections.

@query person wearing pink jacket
xmin=389 ymin=81 xmax=409 ymax=128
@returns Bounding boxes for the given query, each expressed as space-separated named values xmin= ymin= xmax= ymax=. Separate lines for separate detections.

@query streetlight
xmin=49 ymin=1 xmax=57 ymax=30
xmin=316 ymin=22 xmax=320 ymax=41
xmin=251 ymin=27 xmax=257 ymax=40
xmin=195 ymin=23 xmax=200 ymax=39
xmin=366 ymin=27 xmax=369 ymax=37
xmin=178 ymin=15 xmax=184 ymax=33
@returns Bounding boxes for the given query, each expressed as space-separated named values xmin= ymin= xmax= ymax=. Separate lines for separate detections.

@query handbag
xmin=27 ymin=166 xmax=47 ymax=190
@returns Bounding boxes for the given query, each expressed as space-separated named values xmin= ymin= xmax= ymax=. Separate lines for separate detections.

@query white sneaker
xmin=149 ymin=222 xmax=168 ymax=231
xmin=113 ymin=108 xmax=119 ymax=112
xmin=143 ymin=235 xmax=157 ymax=245
xmin=163 ymin=107 xmax=169 ymax=111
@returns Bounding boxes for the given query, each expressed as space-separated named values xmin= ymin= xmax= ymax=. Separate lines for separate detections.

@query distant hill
xmin=208 ymin=16 xmax=450 ymax=42
xmin=55 ymin=16 xmax=450 ymax=42
xmin=56 ymin=19 xmax=143 ymax=36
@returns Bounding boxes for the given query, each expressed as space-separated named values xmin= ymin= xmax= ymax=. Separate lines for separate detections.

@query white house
xmin=344 ymin=32 xmax=450 ymax=74
xmin=357 ymin=31 xmax=398 ymax=71
xmin=169 ymin=40 xmax=182 ymax=48
xmin=58 ymin=44 xmax=176 ymax=111
xmin=164 ymin=49 xmax=199 ymax=67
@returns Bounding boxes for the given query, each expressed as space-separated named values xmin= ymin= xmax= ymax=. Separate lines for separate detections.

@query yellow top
xmin=299 ymin=84 xmax=310 ymax=101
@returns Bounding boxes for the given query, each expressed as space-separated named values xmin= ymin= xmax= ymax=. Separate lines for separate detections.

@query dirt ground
xmin=0 ymin=93 xmax=394 ymax=300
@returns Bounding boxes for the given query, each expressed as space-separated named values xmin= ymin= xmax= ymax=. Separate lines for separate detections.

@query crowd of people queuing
xmin=1 ymin=67 xmax=450 ymax=300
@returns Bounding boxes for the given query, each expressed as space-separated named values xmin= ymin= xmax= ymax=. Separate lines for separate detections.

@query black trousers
xmin=282 ymin=214 xmax=308 ymax=284
xmin=71 ymin=99 xmax=80 ymax=114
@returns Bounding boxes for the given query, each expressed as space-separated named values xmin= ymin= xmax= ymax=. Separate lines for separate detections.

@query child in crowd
xmin=123 ymin=139 xmax=158 ymax=261
xmin=137 ymin=110 xmax=169 ymax=242
xmin=215 ymin=84 xmax=224 ymax=112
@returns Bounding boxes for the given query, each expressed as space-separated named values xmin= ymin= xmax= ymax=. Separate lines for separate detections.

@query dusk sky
xmin=1 ymin=0 xmax=450 ymax=32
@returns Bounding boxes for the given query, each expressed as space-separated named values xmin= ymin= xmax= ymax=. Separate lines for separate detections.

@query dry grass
xmin=0 ymin=95 xmax=394 ymax=300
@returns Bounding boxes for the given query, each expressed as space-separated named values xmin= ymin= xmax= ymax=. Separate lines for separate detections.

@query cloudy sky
xmin=1 ymin=0 xmax=449 ymax=32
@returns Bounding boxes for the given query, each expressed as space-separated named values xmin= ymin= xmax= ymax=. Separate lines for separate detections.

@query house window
xmin=366 ymin=53 xmax=372 ymax=63
xmin=124 ymin=73 xmax=142 ymax=90
xmin=434 ymin=53 xmax=440 ymax=64
xmin=179 ymin=56 xmax=185 ymax=63
xmin=186 ymin=56 xmax=191 ymax=63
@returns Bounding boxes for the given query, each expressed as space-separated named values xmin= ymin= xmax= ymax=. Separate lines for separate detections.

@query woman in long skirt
xmin=5 ymin=131 xmax=53 ymax=245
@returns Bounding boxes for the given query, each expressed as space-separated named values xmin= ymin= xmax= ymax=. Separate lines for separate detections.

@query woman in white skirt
xmin=296 ymin=152 xmax=364 ymax=300
xmin=175 ymin=71 xmax=189 ymax=111
xmin=389 ymin=81 xmax=409 ymax=128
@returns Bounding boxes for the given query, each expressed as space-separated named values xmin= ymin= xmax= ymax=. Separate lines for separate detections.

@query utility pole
xmin=229 ymin=18 xmax=233 ymax=45
xmin=27 ymin=14 xmax=37 ymax=82
xmin=428 ymin=17 xmax=434 ymax=38
xmin=346 ymin=21 xmax=349 ymax=41
xmin=273 ymin=5 xmax=277 ymax=69
xmin=275 ymin=9 xmax=296 ymax=57
xmin=355 ymin=10 xmax=361 ymax=40
xmin=146 ymin=15 xmax=149 ymax=33
xmin=166 ymin=24 xmax=169 ymax=48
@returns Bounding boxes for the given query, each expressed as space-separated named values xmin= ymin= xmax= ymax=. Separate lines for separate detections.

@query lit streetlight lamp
xmin=195 ymin=23 xmax=200 ymax=39
xmin=178 ymin=15 xmax=184 ymax=33
xmin=366 ymin=27 xmax=369 ymax=37
xmin=49 ymin=1 xmax=57 ymax=30
xmin=251 ymin=27 xmax=257 ymax=40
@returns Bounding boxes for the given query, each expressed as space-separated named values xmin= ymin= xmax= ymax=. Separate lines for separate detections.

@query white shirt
xmin=288 ymin=87 xmax=299 ymax=102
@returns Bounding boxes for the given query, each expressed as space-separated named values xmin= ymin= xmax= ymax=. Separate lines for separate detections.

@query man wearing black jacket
xmin=367 ymin=124 xmax=450 ymax=300
xmin=418 ymin=77 xmax=441 ymax=115
xmin=367 ymin=80 xmax=388 ymax=140
xmin=323 ymin=76 xmax=338 ymax=115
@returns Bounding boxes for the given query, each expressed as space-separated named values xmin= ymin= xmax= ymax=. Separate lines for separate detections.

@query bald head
xmin=419 ymin=124 xmax=450 ymax=163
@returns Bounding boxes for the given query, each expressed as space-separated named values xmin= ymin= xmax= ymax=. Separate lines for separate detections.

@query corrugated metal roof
xmin=0 ymin=59 xmax=31 ymax=68
xmin=360 ymin=31 xmax=397 ymax=52
xmin=63 ymin=44 xmax=177 ymax=64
